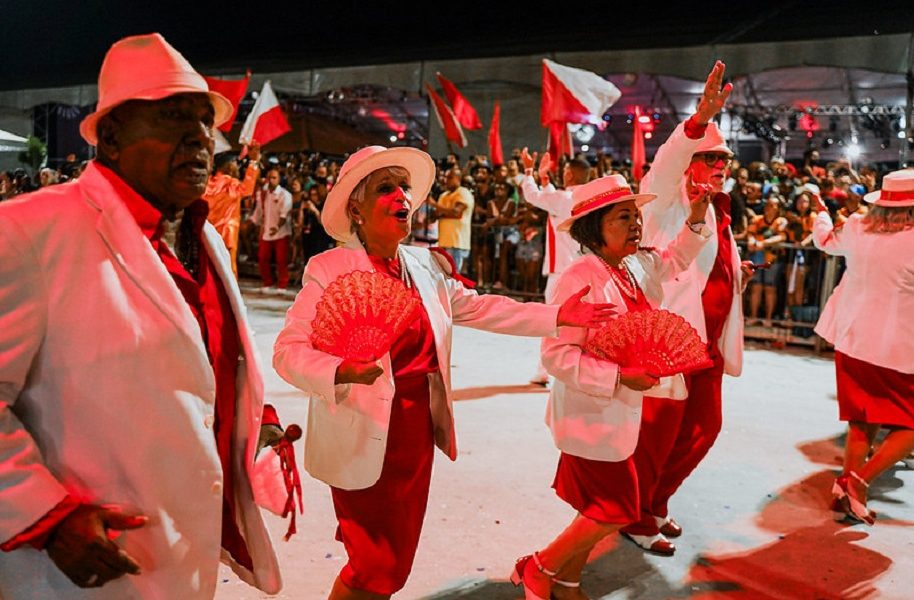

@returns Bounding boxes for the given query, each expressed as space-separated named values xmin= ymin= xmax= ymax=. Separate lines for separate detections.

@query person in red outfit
xmin=511 ymin=174 xmax=712 ymax=600
xmin=273 ymin=146 xmax=617 ymax=600
xmin=623 ymin=61 xmax=755 ymax=556
xmin=0 ymin=34 xmax=285 ymax=597
xmin=813 ymin=169 xmax=914 ymax=525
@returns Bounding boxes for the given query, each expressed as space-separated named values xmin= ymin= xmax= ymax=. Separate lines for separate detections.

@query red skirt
xmin=552 ymin=452 xmax=640 ymax=525
xmin=330 ymin=373 xmax=434 ymax=595
xmin=835 ymin=351 xmax=914 ymax=428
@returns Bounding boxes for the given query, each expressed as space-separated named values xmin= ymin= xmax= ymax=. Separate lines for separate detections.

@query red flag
xmin=239 ymin=81 xmax=291 ymax=147
xmin=426 ymin=83 xmax=467 ymax=148
xmin=488 ymin=101 xmax=504 ymax=165
xmin=436 ymin=72 xmax=482 ymax=130
xmin=632 ymin=108 xmax=646 ymax=182
xmin=203 ymin=71 xmax=251 ymax=132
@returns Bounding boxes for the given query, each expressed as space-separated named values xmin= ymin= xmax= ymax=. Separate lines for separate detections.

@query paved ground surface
xmin=216 ymin=289 xmax=914 ymax=600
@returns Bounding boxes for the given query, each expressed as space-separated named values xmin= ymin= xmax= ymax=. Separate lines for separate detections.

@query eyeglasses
xmin=694 ymin=153 xmax=732 ymax=167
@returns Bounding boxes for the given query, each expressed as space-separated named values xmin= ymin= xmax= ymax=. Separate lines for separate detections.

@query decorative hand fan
xmin=585 ymin=309 xmax=712 ymax=377
xmin=310 ymin=270 xmax=422 ymax=361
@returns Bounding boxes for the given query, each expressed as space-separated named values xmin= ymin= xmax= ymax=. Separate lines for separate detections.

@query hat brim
xmin=693 ymin=144 xmax=734 ymax=158
xmin=863 ymin=189 xmax=914 ymax=207
xmin=79 ymin=88 xmax=233 ymax=146
xmin=322 ymin=147 xmax=436 ymax=243
xmin=557 ymin=193 xmax=657 ymax=232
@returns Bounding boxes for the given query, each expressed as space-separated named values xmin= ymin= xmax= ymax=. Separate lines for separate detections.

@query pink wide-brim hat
xmin=322 ymin=145 xmax=436 ymax=243
xmin=863 ymin=168 xmax=914 ymax=207
xmin=693 ymin=121 xmax=733 ymax=157
xmin=80 ymin=33 xmax=233 ymax=145
xmin=557 ymin=174 xmax=656 ymax=232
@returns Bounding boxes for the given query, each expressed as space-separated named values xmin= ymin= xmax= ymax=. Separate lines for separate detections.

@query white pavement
xmin=217 ymin=293 xmax=914 ymax=600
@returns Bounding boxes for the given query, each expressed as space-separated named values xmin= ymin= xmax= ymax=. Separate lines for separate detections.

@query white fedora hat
xmin=693 ymin=122 xmax=733 ymax=157
xmin=321 ymin=145 xmax=436 ymax=243
xmin=80 ymin=33 xmax=233 ymax=145
xmin=863 ymin=168 xmax=914 ymax=207
xmin=557 ymin=174 xmax=656 ymax=232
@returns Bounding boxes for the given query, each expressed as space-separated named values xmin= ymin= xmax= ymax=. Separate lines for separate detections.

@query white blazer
xmin=520 ymin=175 xmax=580 ymax=276
xmin=0 ymin=163 xmax=281 ymax=598
xmin=543 ymin=223 xmax=709 ymax=462
xmin=639 ymin=121 xmax=745 ymax=376
xmin=273 ymin=239 xmax=561 ymax=490
xmin=814 ymin=211 xmax=914 ymax=374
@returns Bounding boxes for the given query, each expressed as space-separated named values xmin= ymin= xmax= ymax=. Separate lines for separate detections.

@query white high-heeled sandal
xmin=832 ymin=470 xmax=875 ymax=525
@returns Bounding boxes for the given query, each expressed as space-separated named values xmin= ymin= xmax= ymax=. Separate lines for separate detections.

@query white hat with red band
xmin=79 ymin=33 xmax=233 ymax=146
xmin=557 ymin=174 xmax=656 ymax=232
xmin=693 ymin=122 xmax=733 ymax=157
xmin=863 ymin=168 xmax=914 ymax=207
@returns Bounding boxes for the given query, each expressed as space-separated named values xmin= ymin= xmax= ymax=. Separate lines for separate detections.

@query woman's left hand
xmin=686 ymin=173 xmax=712 ymax=224
xmin=556 ymin=286 xmax=617 ymax=328
xmin=739 ymin=260 xmax=756 ymax=292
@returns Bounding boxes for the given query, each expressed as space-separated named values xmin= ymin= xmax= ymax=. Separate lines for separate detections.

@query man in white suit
xmin=621 ymin=61 xmax=754 ymax=555
xmin=0 ymin=34 xmax=282 ymax=597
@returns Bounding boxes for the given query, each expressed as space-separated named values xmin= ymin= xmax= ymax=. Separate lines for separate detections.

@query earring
xmin=355 ymin=217 xmax=363 ymax=225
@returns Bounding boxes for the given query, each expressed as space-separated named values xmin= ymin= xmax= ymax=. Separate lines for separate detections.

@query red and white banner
xmin=426 ymin=83 xmax=467 ymax=148
xmin=436 ymin=72 xmax=482 ymax=130
xmin=488 ymin=101 xmax=504 ymax=166
xmin=239 ymin=80 xmax=291 ymax=146
xmin=203 ymin=71 xmax=251 ymax=132
xmin=541 ymin=58 xmax=621 ymax=160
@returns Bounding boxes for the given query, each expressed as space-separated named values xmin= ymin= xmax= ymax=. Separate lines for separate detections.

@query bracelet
xmin=524 ymin=168 xmax=534 ymax=176
xmin=614 ymin=368 xmax=622 ymax=389
xmin=687 ymin=219 xmax=706 ymax=234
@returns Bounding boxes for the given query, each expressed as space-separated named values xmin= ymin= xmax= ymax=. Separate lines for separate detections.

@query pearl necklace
xmin=597 ymin=256 xmax=640 ymax=302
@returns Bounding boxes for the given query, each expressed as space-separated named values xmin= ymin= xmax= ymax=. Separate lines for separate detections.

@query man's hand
xmin=695 ymin=60 xmax=732 ymax=125
xmin=538 ymin=152 xmax=553 ymax=185
xmin=258 ymin=424 xmax=285 ymax=453
xmin=521 ymin=147 xmax=537 ymax=170
xmin=335 ymin=359 xmax=384 ymax=385
xmin=686 ymin=173 xmax=712 ymax=224
xmin=739 ymin=260 xmax=756 ymax=292
xmin=47 ymin=505 xmax=147 ymax=588
xmin=619 ymin=367 xmax=660 ymax=391
xmin=268 ymin=226 xmax=278 ymax=236
xmin=248 ymin=141 xmax=262 ymax=163
xmin=556 ymin=286 xmax=617 ymax=328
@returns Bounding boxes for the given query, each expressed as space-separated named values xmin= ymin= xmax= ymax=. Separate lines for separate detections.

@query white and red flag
xmin=426 ymin=83 xmax=467 ymax=148
xmin=202 ymin=71 xmax=251 ymax=133
xmin=436 ymin=72 xmax=482 ymax=130
xmin=488 ymin=101 xmax=504 ymax=166
xmin=541 ymin=58 xmax=621 ymax=161
xmin=239 ymin=80 xmax=291 ymax=146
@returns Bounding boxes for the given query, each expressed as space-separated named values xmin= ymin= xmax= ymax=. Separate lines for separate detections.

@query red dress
xmin=835 ymin=351 xmax=914 ymax=428
xmin=329 ymin=254 xmax=439 ymax=595
xmin=552 ymin=280 xmax=650 ymax=525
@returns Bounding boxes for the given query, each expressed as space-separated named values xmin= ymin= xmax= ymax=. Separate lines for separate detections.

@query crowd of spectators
xmin=1 ymin=144 xmax=889 ymax=335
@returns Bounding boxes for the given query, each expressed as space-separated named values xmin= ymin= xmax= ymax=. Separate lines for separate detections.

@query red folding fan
xmin=585 ymin=309 xmax=712 ymax=377
xmin=310 ymin=270 xmax=422 ymax=362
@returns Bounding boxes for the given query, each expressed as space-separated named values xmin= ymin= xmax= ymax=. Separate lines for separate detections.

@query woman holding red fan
xmin=813 ymin=169 xmax=914 ymax=526
xmin=510 ymin=173 xmax=712 ymax=599
xmin=272 ymin=145 xmax=616 ymax=600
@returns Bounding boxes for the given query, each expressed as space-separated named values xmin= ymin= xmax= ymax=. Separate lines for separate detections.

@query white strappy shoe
xmin=510 ymin=552 xmax=555 ymax=600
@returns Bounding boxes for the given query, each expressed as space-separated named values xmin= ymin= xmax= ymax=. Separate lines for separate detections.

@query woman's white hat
xmin=863 ymin=168 xmax=914 ymax=207
xmin=557 ymin=174 xmax=656 ymax=232
xmin=80 ymin=33 xmax=233 ymax=145
xmin=693 ymin=122 xmax=733 ymax=157
xmin=322 ymin=145 xmax=436 ymax=242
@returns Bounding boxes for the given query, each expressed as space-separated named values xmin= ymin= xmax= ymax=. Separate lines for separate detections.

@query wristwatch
xmin=687 ymin=220 xmax=712 ymax=238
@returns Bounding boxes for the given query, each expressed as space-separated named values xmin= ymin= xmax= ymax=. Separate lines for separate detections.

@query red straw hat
xmin=863 ymin=168 xmax=914 ymax=207
xmin=80 ymin=33 xmax=233 ymax=145
xmin=557 ymin=174 xmax=656 ymax=232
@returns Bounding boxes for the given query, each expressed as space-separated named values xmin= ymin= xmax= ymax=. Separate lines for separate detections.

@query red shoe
xmin=655 ymin=516 xmax=683 ymax=538
xmin=510 ymin=553 xmax=555 ymax=600
xmin=621 ymin=531 xmax=676 ymax=556
xmin=832 ymin=472 xmax=876 ymax=525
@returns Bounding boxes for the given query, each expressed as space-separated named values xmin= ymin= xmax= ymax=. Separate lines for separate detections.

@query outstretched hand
xmin=47 ymin=505 xmax=147 ymax=588
xmin=556 ymin=286 xmax=617 ymax=328
xmin=521 ymin=147 xmax=537 ymax=170
xmin=695 ymin=60 xmax=732 ymax=125
xmin=538 ymin=152 xmax=553 ymax=184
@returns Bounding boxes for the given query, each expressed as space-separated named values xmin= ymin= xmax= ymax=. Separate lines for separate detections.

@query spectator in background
xmin=251 ymin=167 xmax=293 ymax=293
xmin=288 ymin=177 xmax=306 ymax=267
xmin=836 ymin=183 xmax=869 ymax=225
xmin=744 ymin=181 xmax=763 ymax=215
xmin=489 ymin=181 xmax=520 ymax=290
xmin=38 ymin=168 xmax=59 ymax=188
xmin=802 ymin=148 xmax=827 ymax=183
xmin=299 ymin=184 xmax=334 ymax=266
xmin=0 ymin=172 xmax=12 ymax=201
xmin=747 ymin=196 xmax=787 ymax=326
xmin=784 ymin=191 xmax=818 ymax=315
xmin=204 ymin=143 xmax=261 ymax=277
xmin=506 ymin=158 xmax=524 ymax=188
xmin=729 ymin=167 xmax=750 ymax=238
xmin=429 ymin=167 xmax=474 ymax=273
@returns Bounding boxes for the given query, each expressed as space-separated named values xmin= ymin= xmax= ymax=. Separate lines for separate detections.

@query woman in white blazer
xmin=510 ymin=174 xmax=711 ymax=599
xmin=271 ymin=146 xmax=615 ymax=600
xmin=813 ymin=169 xmax=914 ymax=525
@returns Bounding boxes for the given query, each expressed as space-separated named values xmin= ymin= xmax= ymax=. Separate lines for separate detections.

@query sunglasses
xmin=694 ymin=153 xmax=732 ymax=167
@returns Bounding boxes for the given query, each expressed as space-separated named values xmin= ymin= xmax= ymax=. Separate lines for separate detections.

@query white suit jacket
xmin=0 ymin=163 xmax=281 ymax=598
xmin=272 ymin=239 xmax=560 ymax=490
xmin=814 ymin=212 xmax=914 ymax=374
xmin=639 ymin=121 xmax=744 ymax=376
xmin=520 ymin=176 xmax=580 ymax=276
xmin=543 ymin=223 xmax=709 ymax=462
